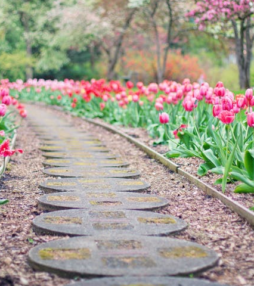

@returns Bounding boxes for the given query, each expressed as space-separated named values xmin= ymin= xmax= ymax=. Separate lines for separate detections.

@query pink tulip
xmin=245 ymin=88 xmax=253 ymax=101
xmin=0 ymin=104 xmax=7 ymax=117
xmin=159 ymin=112 xmax=169 ymax=124
xmin=232 ymin=104 xmax=240 ymax=114
xmin=132 ymin=95 xmax=139 ymax=102
xmin=155 ymin=102 xmax=163 ymax=111
xmin=212 ymin=105 xmax=222 ymax=117
xmin=100 ymin=102 xmax=105 ymax=110
xmin=0 ymin=130 xmax=5 ymax=137
xmin=221 ymin=97 xmax=233 ymax=111
xmin=2 ymin=96 xmax=12 ymax=105
xmin=215 ymin=87 xmax=225 ymax=97
xmin=218 ymin=110 xmax=235 ymax=124
xmin=247 ymin=112 xmax=254 ymax=127
xmin=236 ymin=96 xmax=247 ymax=108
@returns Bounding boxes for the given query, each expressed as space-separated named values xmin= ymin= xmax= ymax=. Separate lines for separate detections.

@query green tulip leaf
xmin=234 ymin=183 xmax=254 ymax=194
xmin=244 ymin=150 xmax=254 ymax=180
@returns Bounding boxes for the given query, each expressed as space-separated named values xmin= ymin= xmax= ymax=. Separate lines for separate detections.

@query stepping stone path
xmin=38 ymin=191 xmax=169 ymax=211
xmin=27 ymin=105 xmax=228 ymax=285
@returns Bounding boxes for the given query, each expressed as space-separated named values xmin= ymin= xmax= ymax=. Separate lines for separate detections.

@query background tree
xmin=188 ymin=0 xmax=254 ymax=89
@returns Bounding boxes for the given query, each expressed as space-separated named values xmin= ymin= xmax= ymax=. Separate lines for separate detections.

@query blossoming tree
xmin=187 ymin=0 xmax=254 ymax=89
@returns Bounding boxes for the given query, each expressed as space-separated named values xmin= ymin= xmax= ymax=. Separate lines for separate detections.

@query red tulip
xmin=218 ymin=110 xmax=235 ymax=124
xmin=0 ymin=139 xmax=23 ymax=157
xmin=19 ymin=109 xmax=27 ymax=118
xmin=126 ymin=81 xmax=134 ymax=89
xmin=247 ymin=112 xmax=254 ymax=127
xmin=100 ymin=102 xmax=105 ymax=111
xmin=159 ymin=112 xmax=169 ymax=124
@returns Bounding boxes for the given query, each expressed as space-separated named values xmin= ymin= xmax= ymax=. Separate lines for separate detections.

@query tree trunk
xmin=231 ymin=18 xmax=253 ymax=89
xmin=106 ymin=9 xmax=136 ymax=81
xmin=21 ymin=11 xmax=33 ymax=80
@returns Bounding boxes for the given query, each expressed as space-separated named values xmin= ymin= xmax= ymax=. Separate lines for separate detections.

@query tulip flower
xmin=0 ymin=140 xmax=23 ymax=157
xmin=19 ymin=109 xmax=27 ymax=118
xmin=212 ymin=104 xmax=222 ymax=117
xmin=218 ymin=110 xmax=235 ymax=124
xmin=2 ymin=96 xmax=12 ymax=106
xmin=155 ymin=102 xmax=163 ymax=111
xmin=221 ymin=97 xmax=233 ymax=111
xmin=100 ymin=102 xmax=105 ymax=111
xmin=0 ymin=130 xmax=5 ymax=137
xmin=247 ymin=112 xmax=254 ymax=127
xmin=245 ymin=88 xmax=253 ymax=101
xmin=126 ymin=81 xmax=134 ymax=89
xmin=0 ymin=104 xmax=7 ymax=117
xmin=159 ymin=112 xmax=169 ymax=124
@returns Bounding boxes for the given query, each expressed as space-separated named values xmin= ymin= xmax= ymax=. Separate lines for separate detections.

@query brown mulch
xmin=0 ymin=104 xmax=254 ymax=286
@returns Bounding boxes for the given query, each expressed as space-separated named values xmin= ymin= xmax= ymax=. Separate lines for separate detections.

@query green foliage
xmin=0 ymin=51 xmax=35 ymax=81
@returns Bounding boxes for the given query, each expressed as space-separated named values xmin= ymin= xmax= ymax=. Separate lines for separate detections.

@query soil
xmin=0 ymin=104 xmax=254 ymax=286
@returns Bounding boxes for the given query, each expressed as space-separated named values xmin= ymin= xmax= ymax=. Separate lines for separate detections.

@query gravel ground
xmin=0 ymin=104 xmax=254 ymax=286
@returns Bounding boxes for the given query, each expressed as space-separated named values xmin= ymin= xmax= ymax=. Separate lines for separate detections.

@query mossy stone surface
xmin=28 ymin=235 xmax=219 ymax=278
xmin=32 ymin=209 xmax=187 ymax=236
xmin=38 ymin=191 xmax=169 ymax=211
xmin=39 ymin=178 xmax=150 ymax=193
xmin=65 ymin=277 xmax=229 ymax=286
xmin=43 ymin=167 xmax=140 ymax=178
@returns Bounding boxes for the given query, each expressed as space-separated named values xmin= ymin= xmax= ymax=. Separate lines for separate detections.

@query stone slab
xmin=43 ymin=159 xmax=129 ymax=168
xmin=66 ymin=277 xmax=229 ymax=286
xmin=40 ymin=146 xmax=110 ymax=153
xmin=38 ymin=191 xmax=169 ymax=211
xmin=40 ymin=143 xmax=105 ymax=151
xmin=39 ymin=178 xmax=150 ymax=193
xmin=41 ymin=152 xmax=119 ymax=159
xmin=32 ymin=209 xmax=187 ymax=236
xmin=43 ymin=167 xmax=140 ymax=178
xmin=41 ymin=140 xmax=102 ymax=145
xmin=28 ymin=235 xmax=219 ymax=278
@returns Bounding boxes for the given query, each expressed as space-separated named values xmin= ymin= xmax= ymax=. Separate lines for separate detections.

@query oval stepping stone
xmin=66 ymin=277 xmax=229 ymax=286
xmin=39 ymin=178 xmax=150 ymax=193
xmin=43 ymin=167 xmax=140 ymax=178
xmin=41 ymin=152 xmax=119 ymax=159
xmin=38 ymin=191 xmax=168 ymax=211
xmin=43 ymin=159 xmax=129 ymax=168
xmin=28 ymin=235 xmax=219 ymax=278
xmin=40 ymin=143 xmax=105 ymax=151
xmin=41 ymin=140 xmax=101 ymax=145
xmin=40 ymin=146 xmax=110 ymax=152
xmin=32 ymin=209 xmax=187 ymax=236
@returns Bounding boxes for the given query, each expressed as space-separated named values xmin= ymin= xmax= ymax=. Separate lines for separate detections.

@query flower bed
xmin=0 ymin=79 xmax=27 ymax=205
xmin=8 ymin=78 xmax=254 ymax=211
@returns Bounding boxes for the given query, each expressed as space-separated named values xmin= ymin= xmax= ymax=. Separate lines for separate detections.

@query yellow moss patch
xmin=39 ymin=248 xmax=90 ymax=260
xmin=87 ymin=192 xmax=116 ymax=198
xmin=127 ymin=197 xmax=160 ymax=203
xmin=96 ymin=240 xmax=142 ymax=250
xmin=47 ymin=182 xmax=76 ymax=187
xmin=159 ymin=246 xmax=208 ymax=259
xmin=43 ymin=216 xmax=82 ymax=225
xmin=89 ymin=201 xmax=122 ymax=206
xmin=46 ymin=159 xmax=70 ymax=163
xmin=119 ymin=181 xmax=144 ymax=186
xmin=48 ymin=195 xmax=80 ymax=202
xmin=138 ymin=217 xmax=176 ymax=224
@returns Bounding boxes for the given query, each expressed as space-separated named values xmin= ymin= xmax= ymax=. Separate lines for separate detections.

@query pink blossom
xmin=159 ymin=112 xmax=169 ymax=124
